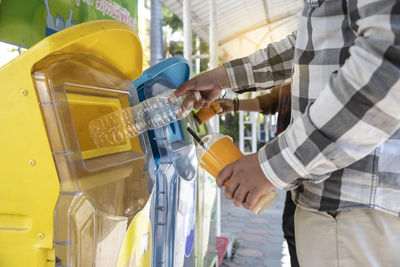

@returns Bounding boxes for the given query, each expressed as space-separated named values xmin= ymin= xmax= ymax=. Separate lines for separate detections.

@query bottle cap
xmin=194 ymin=91 xmax=201 ymax=101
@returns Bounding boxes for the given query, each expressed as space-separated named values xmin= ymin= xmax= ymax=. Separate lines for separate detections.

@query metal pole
xmin=239 ymin=111 xmax=244 ymax=152
xmin=251 ymin=111 xmax=258 ymax=153
xmin=209 ymin=0 xmax=218 ymax=69
xmin=208 ymin=0 xmax=222 ymax=238
xmin=150 ymin=0 xmax=164 ymax=65
xmin=208 ymin=0 xmax=219 ymax=133
xmin=183 ymin=0 xmax=192 ymax=71
xmin=195 ymin=35 xmax=201 ymax=75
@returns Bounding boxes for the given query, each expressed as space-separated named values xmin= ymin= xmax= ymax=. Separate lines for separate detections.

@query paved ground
xmin=220 ymin=189 xmax=290 ymax=267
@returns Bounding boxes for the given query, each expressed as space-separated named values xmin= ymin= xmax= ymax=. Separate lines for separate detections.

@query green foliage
xmin=162 ymin=6 xmax=182 ymax=32
xmin=219 ymin=113 xmax=239 ymax=144
xmin=167 ymin=40 xmax=184 ymax=56
xmin=7 ymin=47 xmax=19 ymax=53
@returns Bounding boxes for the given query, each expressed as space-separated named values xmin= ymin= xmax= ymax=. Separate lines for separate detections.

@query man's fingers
xmin=178 ymin=94 xmax=192 ymax=111
xmin=233 ymin=188 xmax=249 ymax=207
xmin=216 ymin=164 xmax=234 ymax=188
xmin=202 ymin=99 xmax=211 ymax=108
xmin=194 ymin=98 xmax=208 ymax=109
xmin=176 ymin=79 xmax=197 ymax=96
xmin=215 ymin=99 xmax=224 ymax=105
xmin=224 ymin=181 xmax=239 ymax=200
xmin=243 ymin=189 xmax=264 ymax=210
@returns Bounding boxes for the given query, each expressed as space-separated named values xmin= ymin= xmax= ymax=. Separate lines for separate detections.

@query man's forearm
xmin=237 ymin=98 xmax=263 ymax=113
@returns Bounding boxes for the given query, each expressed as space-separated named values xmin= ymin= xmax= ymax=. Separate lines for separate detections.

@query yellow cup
xmin=197 ymin=134 xmax=277 ymax=214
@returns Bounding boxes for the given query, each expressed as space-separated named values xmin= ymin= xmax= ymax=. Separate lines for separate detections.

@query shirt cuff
xmin=258 ymin=133 xmax=311 ymax=190
xmin=258 ymin=147 xmax=290 ymax=189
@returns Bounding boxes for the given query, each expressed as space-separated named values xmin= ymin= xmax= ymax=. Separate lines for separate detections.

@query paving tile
xmin=239 ymin=233 xmax=267 ymax=243
xmin=236 ymin=248 xmax=263 ymax=257
xmin=222 ymin=227 xmax=244 ymax=235
xmin=234 ymin=257 xmax=259 ymax=265
xmin=225 ymin=221 xmax=246 ymax=228
xmin=236 ymin=241 xmax=268 ymax=251
xmin=244 ymin=228 xmax=269 ymax=235
xmin=268 ymin=260 xmax=282 ymax=266
xmin=267 ymin=236 xmax=284 ymax=243
xmin=221 ymin=261 xmax=244 ymax=267
xmin=249 ymin=217 xmax=270 ymax=224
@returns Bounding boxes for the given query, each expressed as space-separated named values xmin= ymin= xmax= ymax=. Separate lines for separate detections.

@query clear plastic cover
xmin=32 ymin=54 xmax=154 ymax=267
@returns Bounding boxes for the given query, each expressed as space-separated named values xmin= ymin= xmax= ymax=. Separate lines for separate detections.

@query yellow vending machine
xmin=0 ymin=20 xmax=155 ymax=267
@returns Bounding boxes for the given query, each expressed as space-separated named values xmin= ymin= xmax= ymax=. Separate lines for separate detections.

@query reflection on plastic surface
xmin=69 ymin=194 xmax=129 ymax=266
xmin=195 ymin=168 xmax=218 ymax=267
xmin=117 ymin=192 xmax=153 ymax=267
xmin=174 ymin=178 xmax=196 ymax=266
xmin=170 ymin=136 xmax=197 ymax=182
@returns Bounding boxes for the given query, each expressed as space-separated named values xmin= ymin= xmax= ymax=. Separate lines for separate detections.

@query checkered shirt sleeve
xmin=224 ymin=32 xmax=296 ymax=94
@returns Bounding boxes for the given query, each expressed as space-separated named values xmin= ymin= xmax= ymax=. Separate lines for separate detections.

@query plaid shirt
xmin=224 ymin=0 xmax=400 ymax=216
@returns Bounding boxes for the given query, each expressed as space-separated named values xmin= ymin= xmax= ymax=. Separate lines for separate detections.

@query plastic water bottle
xmin=89 ymin=89 xmax=200 ymax=147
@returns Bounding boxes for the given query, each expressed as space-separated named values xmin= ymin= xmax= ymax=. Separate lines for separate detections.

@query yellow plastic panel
xmin=0 ymin=20 xmax=143 ymax=267
xmin=0 ymin=214 xmax=32 ymax=231
xmin=0 ymin=49 xmax=59 ymax=267
xmin=67 ymin=93 xmax=133 ymax=159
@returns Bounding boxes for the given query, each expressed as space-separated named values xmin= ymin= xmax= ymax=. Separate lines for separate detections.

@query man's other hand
xmin=216 ymin=153 xmax=275 ymax=210
xmin=215 ymin=99 xmax=234 ymax=114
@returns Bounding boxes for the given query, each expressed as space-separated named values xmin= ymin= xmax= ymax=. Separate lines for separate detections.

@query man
xmin=217 ymin=84 xmax=299 ymax=267
xmin=176 ymin=0 xmax=400 ymax=265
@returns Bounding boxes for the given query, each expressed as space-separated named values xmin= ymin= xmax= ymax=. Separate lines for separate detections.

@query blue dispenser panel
xmin=133 ymin=57 xmax=197 ymax=267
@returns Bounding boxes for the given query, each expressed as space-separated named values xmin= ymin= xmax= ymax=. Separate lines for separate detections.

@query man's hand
xmin=175 ymin=66 xmax=230 ymax=109
xmin=216 ymin=153 xmax=275 ymax=210
xmin=215 ymin=99 xmax=234 ymax=114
